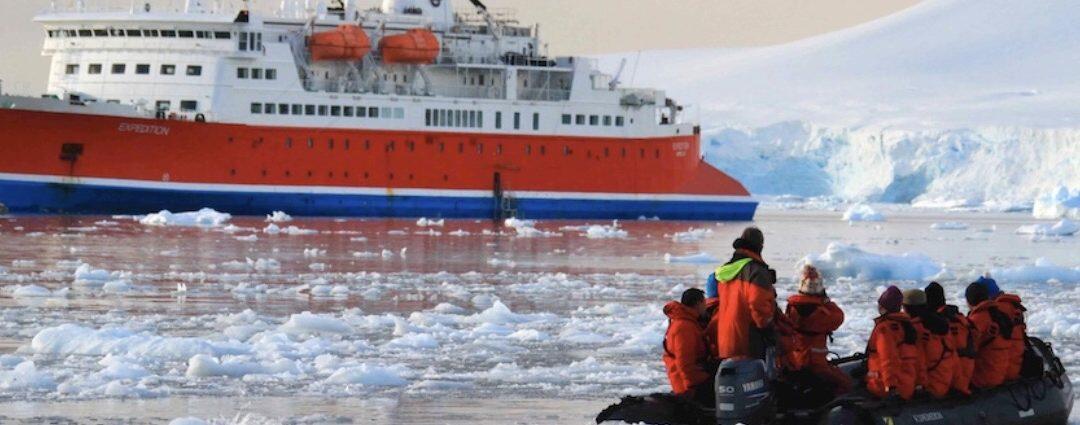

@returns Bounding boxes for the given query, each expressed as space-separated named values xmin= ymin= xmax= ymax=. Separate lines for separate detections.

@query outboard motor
xmin=715 ymin=359 xmax=775 ymax=425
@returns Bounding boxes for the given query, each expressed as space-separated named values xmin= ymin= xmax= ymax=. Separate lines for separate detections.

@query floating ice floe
xmin=800 ymin=242 xmax=942 ymax=281
xmin=30 ymin=324 xmax=249 ymax=360
xmin=262 ymin=223 xmax=318 ymax=235
xmin=137 ymin=208 xmax=232 ymax=227
xmin=1015 ymin=219 xmax=1078 ymax=236
xmin=265 ymin=211 xmax=293 ymax=223
xmin=930 ymin=222 xmax=969 ymax=230
xmin=9 ymin=285 xmax=68 ymax=299
xmin=325 ymin=363 xmax=409 ymax=386
xmin=416 ymin=217 xmax=445 ymax=227
xmin=505 ymin=218 xmax=559 ymax=238
xmin=989 ymin=258 xmax=1080 ymax=283
xmin=279 ymin=312 xmax=352 ymax=335
xmin=842 ymin=204 xmax=885 ymax=222
xmin=1033 ymin=186 xmax=1080 ymax=219
xmin=671 ymin=227 xmax=713 ymax=243
xmin=0 ymin=361 xmax=56 ymax=391
xmin=584 ymin=221 xmax=629 ymax=239
xmin=234 ymin=234 xmax=258 ymax=242
xmin=663 ymin=252 xmax=719 ymax=264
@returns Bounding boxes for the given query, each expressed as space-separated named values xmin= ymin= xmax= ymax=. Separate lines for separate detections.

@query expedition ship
xmin=0 ymin=0 xmax=757 ymax=220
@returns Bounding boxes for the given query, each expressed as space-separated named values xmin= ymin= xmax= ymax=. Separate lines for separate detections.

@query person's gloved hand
xmin=883 ymin=388 xmax=903 ymax=407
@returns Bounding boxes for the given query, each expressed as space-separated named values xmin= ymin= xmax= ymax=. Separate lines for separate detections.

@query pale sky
xmin=0 ymin=0 xmax=917 ymax=95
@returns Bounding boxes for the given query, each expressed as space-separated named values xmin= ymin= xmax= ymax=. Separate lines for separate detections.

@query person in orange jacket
xmin=712 ymin=227 xmax=784 ymax=361
xmin=966 ymin=282 xmax=1012 ymax=389
xmin=663 ymin=288 xmax=713 ymax=404
xmin=976 ymin=276 xmax=1028 ymax=381
xmin=902 ymin=289 xmax=955 ymax=399
xmin=785 ymin=265 xmax=852 ymax=395
xmin=925 ymin=282 xmax=977 ymax=396
xmin=866 ymin=286 xmax=922 ymax=401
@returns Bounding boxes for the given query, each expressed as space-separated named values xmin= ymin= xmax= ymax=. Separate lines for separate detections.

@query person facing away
xmin=925 ymin=281 xmax=977 ymax=396
xmin=866 ymin=286 xmax=921 ymax=401
xmin=976 ymin=275 xmax=1028 ymax=381
xmin=711 ymin=227 xmax=783 ymax=361
xmin=663 ymin=288 xmax=713 ymax=403
xmin=965 ymin=282 xmax=1012 ymax=389
xmin=785 ymin=265 xmax=852 ymax=395
xmin=902 ymin=289 xmax=955 ymax=399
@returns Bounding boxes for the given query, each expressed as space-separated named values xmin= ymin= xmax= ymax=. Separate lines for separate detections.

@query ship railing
xmin=518 ymin=88 xmax=570 ymax=102
xmin=432 ymin=86 xmax=504 ymax=100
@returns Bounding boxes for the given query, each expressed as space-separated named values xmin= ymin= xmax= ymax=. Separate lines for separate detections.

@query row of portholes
xmin=231 ymin=136 xmax=662 ymax=160
xmin=230 ymin=168 xmax=453 ymax=182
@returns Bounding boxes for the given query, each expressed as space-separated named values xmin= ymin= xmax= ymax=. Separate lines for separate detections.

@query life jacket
xmin=785 ymin=294 xmax=844 ymax=370
xmin=866 ymin=312 xmax=921 ymax=400
xmin=968 ymin=300 xmax=1012 ymax=389
xmin=938 ymin=305 xmax=976 ymax=395
xmin=996 ymin=293 xmax=1028 ymax=381
xmin=712 ymin=249 xmax=780 ymax=361
xmin=662 ymin=301 xmax=710 ymax=395
xmin=911 ymin=311 xmax=955 ymax=399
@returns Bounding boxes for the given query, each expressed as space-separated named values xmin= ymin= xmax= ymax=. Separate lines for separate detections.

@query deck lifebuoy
xmin=195 ymin=113 xmax=206 ymax=123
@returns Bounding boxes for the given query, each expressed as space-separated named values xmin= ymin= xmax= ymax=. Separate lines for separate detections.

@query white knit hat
xmin=798 ymin=264 xmax=825 ymax=296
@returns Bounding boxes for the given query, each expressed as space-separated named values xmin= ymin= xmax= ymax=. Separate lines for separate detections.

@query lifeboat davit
xmin=379 ymin=29 xmax=440 ymax=64
xmin=309 ymin=25 xmax=372 ymax=61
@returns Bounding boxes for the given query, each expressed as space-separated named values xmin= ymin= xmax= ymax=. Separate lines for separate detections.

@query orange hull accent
xmin=379 ymin=29 xmax=440 ymax=65
xmin=309 ymin=25 xmax=372 ymax=61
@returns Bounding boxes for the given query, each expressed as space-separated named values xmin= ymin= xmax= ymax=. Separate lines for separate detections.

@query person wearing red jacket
xmin=902 ymin=289 xmax=955 ymax=399
xmin=663 ymin=288 xmax=713 ymax=404
xmin=712 ymin=227 xmax=784 ymax=361
xmin=966 ymin=282 xmax=1012 ymax=389
xmin=866 ymin=286 xmax=922 ymax=401
xmin=785 ymin=265 xmax=851 ymax=395
xmin=925 ymin=282 xmax=977 ymax=396
xmin=976 ymin=276 xmax=1028 ymax=381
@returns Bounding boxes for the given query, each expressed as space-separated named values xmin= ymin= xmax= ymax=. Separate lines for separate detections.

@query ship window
xmin=279 ymin=104 xmax=289 ymax=114
xmin=64 ymin=64 xmax=79 ymax=75
xmin=478 ymin=111 xmax=484 ymax=127
xmin=144 ymin=29 xmax=159 ymax=37
xmin=394 ymin=108 xmax=404 ymax=119
xmin=93 ymin=29 xmax=108 ymax=37
xmin=285 ymin=137 xmax=292 ymax=148
xmin=264 ymin=103 xmax=276 ymax=114
xmin=564 ymin=146 xmax=571 ymax=156
xmin=196 ymin=31 xmax=211 ymax=39
xmin=291 ymin=104 xmax=302 ymax=115
xmin=615 ymin=116 xmax=625 ymax=127
xmin=214 ymin=31 xmax=231 ymax=39
xmin=561 ymin=114 xmax=571 ymax=125
xmin=180 ymin=100 xmax=198 ymax=112
xmin=357 ymin=106 xmax=367 ymax=118
xmin=532 ymin=113 xmax=539 ymax=130
xmin=136 ymin=64 xmax=150 ymax=75
xmin=155 ymin=100 xmax=171 ymax=111
xmin=178 ymin=30 xmax=194 ymax=38
xmin=251 ymin=68 xmax=263 ymax=79
xmin=78 ymin=29 xmax=92 ymax=37
xmin=331 ymin=106 xmax=341 ymax=116
xmin=111 ymin=64 xmax=126 ymax=74
xmin=468 ymin=111 xmax=476 ymax=128
xmin=265 ymin=69 xmax=277 ymax=80
xmin=236 ymin=68 xmax=248 ymax=79
xmin=161 ymin=29 xmax=177 ymax=37
xmin=513 ymin=112 xmax=521 ymax=130
xmin=304 ymin=105 xmax=315 ymax=115
xmin=456 ymin=110 xmax=464 ymax=127
xmin=64 ymin=29 xmax=77 ymax=37
xmin=425 ymin=109 xmax=432 ymax=126
xmin=575 ymin=114 xmax=585 ymax=125
xmin=307 ymin=138 xmax=314 ymax=148
xmin=47 ymin=30 xmax=57 ymax=38
xmin=432 ymin=110 xmax=440 ymax=126
xmin=343 ymin=106 xmax=354 ymax=117
xmin=88 ymin=64 xmax=102 ymax=75
xmin=186 ymin=65 xmax=203 ymax=76
xmin=109 ymin=28 xmax=124 ymax=37
xmin=368 ymin=107 xmax=378 ymax=118
xmin=318 ymin=105 xmax=328 ymax=116
xmin=589 ymin=115 xmax=599 ymax=126
xmin=495 ymin=112 xmax=502 ymax=129
xmin=382 ymin=107 xmax=392 ymax=119
xmin=603 ymin=116 xmax=612 ymax=126
xmin=161 ymin=64 xmax=176 ymax=75
xmin=126 ymin=29 xmax=142 ymax=37
xmin=238 ymin=32 xmax=248 ymax=50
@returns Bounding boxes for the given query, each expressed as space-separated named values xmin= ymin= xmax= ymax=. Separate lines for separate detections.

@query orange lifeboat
xmin=379 ymin=29 xmax=440 ymax=64
xmin=309 ymin=25 xmax=372 ymax=61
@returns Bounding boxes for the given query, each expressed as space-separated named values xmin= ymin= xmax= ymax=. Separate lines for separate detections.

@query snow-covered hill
xmin=600 ymin=0 xmax=1080 ymax=209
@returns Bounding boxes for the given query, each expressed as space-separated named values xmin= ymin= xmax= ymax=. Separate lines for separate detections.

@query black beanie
xmin=733 ymin=227 xmax=765 ymax=254
xmin=925 ymin=282 xmax=946 ymax=310
xmin=965 ymin=282 xmax=989 ymax=307
xmin=681 ymin=288 xmax=705 ymax=307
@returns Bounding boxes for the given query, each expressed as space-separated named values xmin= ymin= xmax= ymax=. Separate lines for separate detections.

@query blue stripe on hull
xmin=0 ymin=179 xmax=758 ymax=221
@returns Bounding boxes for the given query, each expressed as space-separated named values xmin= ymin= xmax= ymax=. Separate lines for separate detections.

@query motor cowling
xmin=715 ymin=359 xmax=775 ymax=425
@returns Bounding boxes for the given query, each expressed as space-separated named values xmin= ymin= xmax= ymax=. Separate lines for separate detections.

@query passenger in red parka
xmin=902 ymin=289 xmax=955 ymax=399
xmin=663 ymin=288 xmax=713 ymax=404
xmin=976 ymin=276 xmax=1028 ymax=381
xmin=866 ymin=286 xmax=922 ymax=401
xmin=966 ymin=282 xmax=1012 ymax=389
xmin=785 ymin=265 xmax=852 ymax=395
xmin=925 ymin=282 xmax=977 ymax=396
